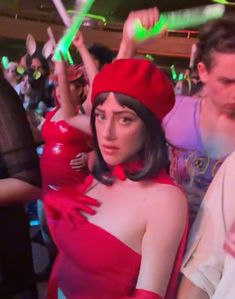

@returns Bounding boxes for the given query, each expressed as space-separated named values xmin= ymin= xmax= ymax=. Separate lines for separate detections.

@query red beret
xmin=91 ymin=58 xmax=175 ymax=121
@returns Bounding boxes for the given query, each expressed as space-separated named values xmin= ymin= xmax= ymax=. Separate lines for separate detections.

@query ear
xmin=42 ymin=39 xmax=54 ymax=59
xmin=47 ymin=27 xmax=57 ymax=46
xmin=197 ymin=62 xmax=209 ymax=84
xmin=26 ymin=34 xmax=37 ymax=56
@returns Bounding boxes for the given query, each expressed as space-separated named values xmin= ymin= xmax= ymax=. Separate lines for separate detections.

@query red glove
xmin=123 ymin=289 xmax=163 ymax=299
xmin=44 ymin=185 xmax=100 ymax=230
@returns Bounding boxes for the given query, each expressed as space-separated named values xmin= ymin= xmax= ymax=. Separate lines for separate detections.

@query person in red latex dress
xmin=40 ymin=64 xmax=91 ymax=191
xmin=44 ymin=58 xmax=188 ymax=299
xmin=35 ymin=64 xmax=92 ymax=279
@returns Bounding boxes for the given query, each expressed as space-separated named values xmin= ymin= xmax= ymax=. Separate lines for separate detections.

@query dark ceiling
xmin=0 ymin=0 xmax=234 ymax=25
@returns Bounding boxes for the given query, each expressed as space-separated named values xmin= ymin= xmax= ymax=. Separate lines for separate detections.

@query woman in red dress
xmin=40 ymin=64 xmax=91 ymax=191
xmin=44 ymin=58 xmax=188 ymax=299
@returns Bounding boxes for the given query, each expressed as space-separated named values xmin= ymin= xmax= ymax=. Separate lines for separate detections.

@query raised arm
xmin=73 ymin=31 xmax=98 ymax=84
xmin=72 ymin=31 xmax=99 ymax=115
xmin=116 ymin=7 xmax=160 ymax=60
xmin=55 ymin=58 xmax=78 ymax=119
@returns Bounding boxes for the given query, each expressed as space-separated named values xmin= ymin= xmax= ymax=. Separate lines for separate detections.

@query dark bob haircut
xmin=194 ymin=16 xmax=235 ymax=72
xmin=91 ymin=92 xmax=169 ymax=185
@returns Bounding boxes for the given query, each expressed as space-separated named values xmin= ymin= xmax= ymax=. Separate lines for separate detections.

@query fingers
xmin=128 ymin=7 xmax=159 ymax=29
xmin=78 ymin=196 xmax=101 ymax=207
xmin=76 ymin=203 xmax=97 ymax=215
xmin=70 ymin=152 xmax=88 ymax=170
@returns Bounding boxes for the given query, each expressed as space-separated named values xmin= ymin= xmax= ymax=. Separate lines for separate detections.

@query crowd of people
xmin=0 ymin=5 xmax=235 ymax=299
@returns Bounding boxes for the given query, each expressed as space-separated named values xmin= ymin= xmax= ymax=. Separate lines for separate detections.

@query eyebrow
xmin=218 ymin=76 xmax=235 ymax=83
xmin=95 ymin=107 xmax=136 ymax=116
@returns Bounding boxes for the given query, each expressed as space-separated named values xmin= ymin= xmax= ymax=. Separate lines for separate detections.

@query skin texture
xmin=198 ymin=52 xmax=235 ymax=159
xmin=95 ymin=93 xmax=145 ymax=166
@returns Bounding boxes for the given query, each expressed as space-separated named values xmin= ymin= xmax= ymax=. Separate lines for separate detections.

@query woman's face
xmin=95 ymin=93 xmax=145 ymax=166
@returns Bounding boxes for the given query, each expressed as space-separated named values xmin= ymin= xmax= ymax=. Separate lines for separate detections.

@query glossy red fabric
xmin=45 ymin=169 xmax=188 ymax=299
xmin=40 ymin=108 xmax=91 ymax=190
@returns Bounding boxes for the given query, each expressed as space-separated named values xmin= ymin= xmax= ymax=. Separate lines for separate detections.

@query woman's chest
xmin=84 ymin=181 xmax=149 ymax=252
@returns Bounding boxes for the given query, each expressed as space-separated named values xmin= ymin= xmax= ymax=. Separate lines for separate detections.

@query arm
xmin=73 ymin=32 xmax=98 ymax=115
xmin=73 ymin=31 xmax=98 ymax=84
xmin=26 ymin=110 xmax=45 ymax=144
xmin=0 ymin=178 xmax=41 ymax=204
xmin=56 ymin=58 xmax=91 ymax=134
xmin=55 ymin=59 xmax=78 ymax=119
xmin=177 ymin=276 xmax=209 ymax=299
xmin=136 ymin=186 xmax=187 ymax=297
xmin=116 ymin=7 xmax=160 ymax=60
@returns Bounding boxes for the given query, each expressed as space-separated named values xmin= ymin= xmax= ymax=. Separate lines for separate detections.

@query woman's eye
xmin=95 ymin=113 xmax=105 ymax=121
xmin=119 ymin=117 xmax=133 ymax=125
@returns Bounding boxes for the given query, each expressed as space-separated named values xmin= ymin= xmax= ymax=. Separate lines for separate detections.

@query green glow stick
xmin=85 ymin=13 xmax=107 ymax=25
xmin=212 ymin=0 xmax=235 ymax=5
xmin=1 ymin=56 xmax=9 ymax=69
xmin=128 ymin=4 xmax=225 ymax=41
xmin=64 ymin=51 xmax=74 ymax=65
xmin=178 ymin=73 xmax=184 ymax=81
xmin=170 ymin=65 xmax=177 ymax=80
xmin=67 ymin=11 xmax=107 ymax=25
xmin=53 ymin=0 xmax=95 ymax=62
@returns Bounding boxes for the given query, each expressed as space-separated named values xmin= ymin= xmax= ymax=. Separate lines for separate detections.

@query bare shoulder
xmin=142 ymin=182 xmax=187 ymax=222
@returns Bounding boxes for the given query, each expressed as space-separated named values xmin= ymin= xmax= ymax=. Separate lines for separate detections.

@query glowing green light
xmin=33 ymin=70 xmax=42 ymax=80
xmin=1 ymin=56 xmax=9 ymax=69
xmin=145 ymin=54 xmax=155 ymax=61
xmin=53 ymin=0 xmax=95 ymax=62
xmin=67 ymin=11 xmax=107 ymax=25
xmin=131 ymin=4 xmax=225 ymax=41
xmin=212 ymin=0 xmax=235 ymax=5
xmin=178 ymin=73 xmax=184 ymax=81
xmin=171 ymin=65 xmax=177 ymax=80
xmin=84 ymin=13 xmax=107 ymax=25
xmin=16 ymin=66 xmax=25 ymax=75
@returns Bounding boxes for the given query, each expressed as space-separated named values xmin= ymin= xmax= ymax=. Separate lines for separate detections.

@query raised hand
xmin=72 ymin=31 xmax=85 ymax=50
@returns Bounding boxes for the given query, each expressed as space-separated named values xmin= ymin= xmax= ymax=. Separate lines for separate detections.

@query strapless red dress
xmin=45 ymin=169 xmax=188 ymax=299
xmin=40 ymin=107 xmax=91 ymax=190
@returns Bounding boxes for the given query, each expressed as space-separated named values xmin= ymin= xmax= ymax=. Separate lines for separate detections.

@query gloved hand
xmin=44 ymin=182 xmax=100 ymax=230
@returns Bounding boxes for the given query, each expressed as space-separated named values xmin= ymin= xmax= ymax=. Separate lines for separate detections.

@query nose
xmin=102 ymin=118 xmax=116 ymax=140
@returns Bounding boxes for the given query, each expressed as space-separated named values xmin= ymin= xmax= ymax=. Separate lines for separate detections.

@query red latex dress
xmin=40 ymin=108 xmax=91 ymax=190
xmin=44 ymin=167 xmax=188 ymax=299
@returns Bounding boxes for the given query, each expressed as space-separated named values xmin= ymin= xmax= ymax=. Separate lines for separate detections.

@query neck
xmin=201 ymin=97 xmax=225 ymax=120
